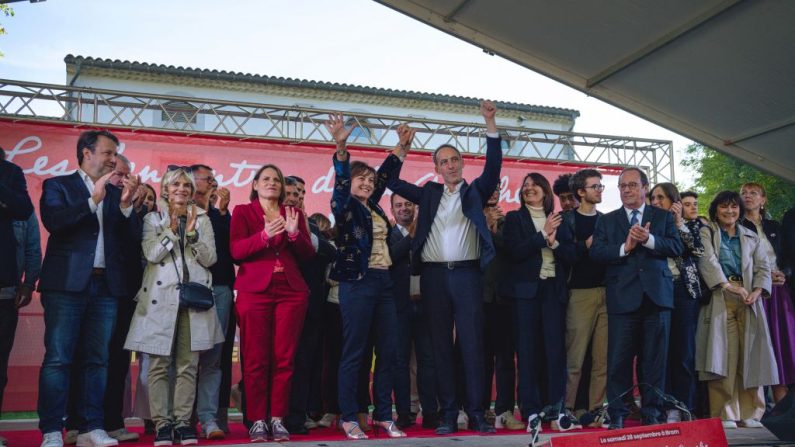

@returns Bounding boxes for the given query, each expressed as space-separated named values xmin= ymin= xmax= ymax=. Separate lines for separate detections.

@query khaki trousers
xmin=564 ymin=287 xmax=608 ymax=410
xmin=149 ymin=308 xmax=199 ymax=430
xmin=707 ymin=292 xmax=765 ymax=421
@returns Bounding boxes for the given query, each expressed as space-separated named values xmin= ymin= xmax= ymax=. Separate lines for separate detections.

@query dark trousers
xmin=666 ymin=279 xmax=700 ymax=410
xmin=322 ymin=302 xmax=342 ymax=414
xmin=395 ymin=299 xmax=438 ymax=417
xmin=0 ymin=299 xmax=19 ymax=413
xmin=421 ymin=264 xmax=485 ymax=422
xmin=484 ymin=299 xmax=516 ymax=415
xmin=219 ymin=302 xmax=237 ymax=410
xmin=338 ymin=269 xmax=398 ymax=422
xmin=514 ymin=280 xmax=566 ymax=418
xmin=607 ymin=296 xmax=671 ymax=421
xmin=103 ymin=297 xmax=136 ymax=431
xmin=285 ymin=309 xmax=323 ymax=428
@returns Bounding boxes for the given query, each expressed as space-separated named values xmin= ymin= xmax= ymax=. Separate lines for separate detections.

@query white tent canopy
xmin=376 ymin=0 xmax=795 ymax=181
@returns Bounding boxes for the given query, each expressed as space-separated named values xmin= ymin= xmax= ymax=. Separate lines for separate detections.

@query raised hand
xmin=91 ymin=171 xmax=115 ymax=205
xmin=670 ymin=202 xmax=683 ymax=227
xmin=263 ymin=215 xmax=286 ymax=238
xmin=325 ymin=113 xmax=357 ymax=146
xmin=480 ymin=100 xmax=498 ymax=133
xmin=216 ymin=187 xmax=231 ymax=214
xmin=394 ymin=124 xmax=416 ymax=158
xmin=285 ymin=206 xmax=300 ymax=236
xmin=186 ymin=203 xmax=198 ymax=233
xmin=120 ymin=174 xmax=141 ymax=208
xmin=133 ymin=184 xmax=148 ymax=211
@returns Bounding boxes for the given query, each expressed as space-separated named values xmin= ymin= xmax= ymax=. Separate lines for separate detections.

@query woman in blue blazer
xmin=500 ymin=173 xmax=576 ymax=431
xmin=325 ymin=114 xmax=414 ymax=440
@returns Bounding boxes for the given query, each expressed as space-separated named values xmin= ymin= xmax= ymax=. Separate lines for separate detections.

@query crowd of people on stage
xmin=1 ymin=100 xmax=795 ymax=447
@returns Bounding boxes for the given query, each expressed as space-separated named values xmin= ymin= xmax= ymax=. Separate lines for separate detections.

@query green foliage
xmin=682 ymin=143 xmax=795 ymax=221
xmin=0 ymin=4 xmax=13 ymax=57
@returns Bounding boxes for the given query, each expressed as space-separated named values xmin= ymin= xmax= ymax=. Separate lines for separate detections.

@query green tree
xmin=682 ymin=143 xmax=795 ymax=221
xmin=0 ymin=4 xmax=13 ymax=58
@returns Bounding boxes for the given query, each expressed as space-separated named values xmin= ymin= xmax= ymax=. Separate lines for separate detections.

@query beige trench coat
xmin=694 ymin=222 xmax=778 ymax=388
xmin=124 ymin=204 xmax=224 ymax=356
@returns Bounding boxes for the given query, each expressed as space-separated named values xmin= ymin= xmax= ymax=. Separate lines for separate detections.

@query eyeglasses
xmin=618 ymin=182 xmax=641 ymax=190
xmin=584 ymin=184 xmax=605 ymax=192
xmin=167 ymin=164 xmax=192 ymax=173
xmin=193 ymin=175 xmax=217 ymax=184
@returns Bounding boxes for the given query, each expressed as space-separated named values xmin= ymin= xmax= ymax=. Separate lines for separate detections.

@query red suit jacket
xmin=230 ymin=199 xmax=314 ymax=294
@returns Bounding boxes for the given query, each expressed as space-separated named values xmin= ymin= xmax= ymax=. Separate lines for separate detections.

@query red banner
xmin=540 ymin=419 xmax=728 ymax=447
xmin=0 ymin=119 xmax=618 ymax=412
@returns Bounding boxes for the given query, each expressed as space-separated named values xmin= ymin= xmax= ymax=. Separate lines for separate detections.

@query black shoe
xmin=471 ymin=415 xmax=496 ymax=434
xmin=435 ymin=420 xmax=458 ymax=435
xmin=422 ymin=413 xmax=441 ymax=429
xmin=284 ymin=422 xmax=309 ymax=435
xmin=174 ymin=425 xmax=198 ymax=445
xmin=608 ymin=416 xmax=624 ymax=430
xmin=154 ymin=424 xmax=173 ymax=446
xmin=145 ymin=419 xmax=157 ymax=436
xmin=642 ymin=414 xmax=662 ymax=426
xmin=396 ymin=413 xmax=415 ymax=429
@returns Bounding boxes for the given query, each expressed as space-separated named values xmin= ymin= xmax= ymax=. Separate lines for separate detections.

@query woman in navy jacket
xmin=326 ymin=114 xmax=414 ymax=440
xmin=500 ymin=172 xmax=576 ymax=430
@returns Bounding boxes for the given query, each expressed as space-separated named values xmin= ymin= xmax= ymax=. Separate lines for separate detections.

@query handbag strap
xmin=166 ymin=220 xmax=190 ymax=283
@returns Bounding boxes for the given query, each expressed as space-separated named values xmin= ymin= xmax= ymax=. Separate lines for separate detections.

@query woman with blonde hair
xmin=695 ymin=190 xmax=777 ymax=429
xmin=125 ymin=166 xmax=223 ymax=446
xmin=739 ymin=182 xmax=795 ymax=403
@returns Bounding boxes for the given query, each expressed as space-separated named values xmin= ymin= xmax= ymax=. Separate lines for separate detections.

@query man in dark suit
xmin=590 ymin=167 xmax=683 ymax=429
xmin=390 ymin=193 xmax=439 ymax=429
xmin=383 ymin=100 xmax=502 ymax=434
xmin=37 ymin=130 xmax=141 ymax=447
xmin=0 ymin=148 xmax=34 ymax=289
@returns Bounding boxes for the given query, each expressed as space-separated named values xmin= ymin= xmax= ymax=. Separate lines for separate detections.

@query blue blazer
xmin=590 ymin=205 xmax=683 ymax=314
xmin=38 ymin=172 xmax=142 ymax=297
xmin=0 ymin=160 xmax=34 ymax=288
xmin=383 ymin=136 xmax=503 ymax=274
xmin=329 ymin=154 xmax=395 ymax=282
xmin=500 ymin=206 xmax=576 ymax=302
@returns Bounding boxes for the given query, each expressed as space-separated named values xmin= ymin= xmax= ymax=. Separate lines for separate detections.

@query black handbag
xmin=168 ymin=228 xmax=214 ymax=311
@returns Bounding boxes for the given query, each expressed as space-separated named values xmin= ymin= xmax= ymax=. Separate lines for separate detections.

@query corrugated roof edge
xmin=64 ymin=54 xmax=580 ymax=120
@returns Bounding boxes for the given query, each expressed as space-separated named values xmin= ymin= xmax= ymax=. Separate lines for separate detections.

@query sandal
xmin=342 ymin=421 xmax=368 ymax=440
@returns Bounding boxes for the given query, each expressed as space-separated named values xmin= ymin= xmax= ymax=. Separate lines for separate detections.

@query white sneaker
xmin=64 ymin=430 xmax=78 ymax=445
xmin=76 ymin=430 xmax=119 ymax=447
xmin=722 ymin=420 xmax=738 ymax=429
xmin=666 ymin=409 xmax=682 ymax=423
xmin=456 ymin=410 xmax=469 ymax=430
xmin=740 ymin=418 xmax=763 ymax=428
xmin=202 ymin=421 xmax=225 ymax=440
xmin=526 ymin=413 xmax=542 ymax=434
xmin=495 ymin=411 xmax=525 ymax=430
xmin=317 ymin=413 xmax=338 ymax=428
xmin=305 ymin=416 xmax=319 ymax=429
xmin=41 ymin=432 xmax=64 ymax=447
xmin=106 ymin=428 xmax=139 ymax=442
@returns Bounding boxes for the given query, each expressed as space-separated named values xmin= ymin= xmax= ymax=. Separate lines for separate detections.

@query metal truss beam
xmin=0 ymin=78 xmax=674 ymax=183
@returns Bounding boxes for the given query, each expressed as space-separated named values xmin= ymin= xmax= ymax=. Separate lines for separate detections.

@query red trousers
xmin=236 ymin=274 xmax=308 ymax=420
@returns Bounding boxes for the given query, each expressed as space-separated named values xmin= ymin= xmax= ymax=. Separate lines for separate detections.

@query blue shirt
xmin=718 ymin=226 xmax=742 ymax=277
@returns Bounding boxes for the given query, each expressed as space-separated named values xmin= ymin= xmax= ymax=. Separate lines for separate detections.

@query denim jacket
xmin=329 ymin=154 xmax=395 ymax=282
xmin=0 ymin=213 xmax=42 ymax=299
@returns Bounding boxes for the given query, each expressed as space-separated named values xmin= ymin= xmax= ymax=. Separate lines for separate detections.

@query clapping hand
xmin=120 ymin=174 xmax=141 ymax=208
xmin=263 ymin=214 xmax=286 ymax=238
xmin=216 ymin=187 xmax=231 ymax=214
xmin=285 ymin=206 xmax=300 ymax=237
xmin=186 ymin=203 xmax=198 ymax=233
xmin=91 ymin=171 xmax=115 ymax=205
xmin=670 ymin=202 xmax=684 ymax=227
xmin=544 ymin=212 xmax=562 ymax=245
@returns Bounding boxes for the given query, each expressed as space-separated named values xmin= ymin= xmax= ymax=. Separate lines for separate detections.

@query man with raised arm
xmin=380 ymin=101 xmax=503 ymax=435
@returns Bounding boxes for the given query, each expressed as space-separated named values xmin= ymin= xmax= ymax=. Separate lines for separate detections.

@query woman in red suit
xmin=230 ymin=164 xmax=315 ymax=443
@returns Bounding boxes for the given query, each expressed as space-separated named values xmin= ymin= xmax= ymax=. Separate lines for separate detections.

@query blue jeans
xmin=37 ymin=276 xmax=117 ymax=434
xmin=395 ymin=299 xmax=438 ymax=416
xmin=338 ymin=269 xmax=398 ymax=422
xmin=197 ymin=285 xmax=233 ymax=425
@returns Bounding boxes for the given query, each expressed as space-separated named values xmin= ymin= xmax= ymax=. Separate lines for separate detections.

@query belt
xmin=91 ymin=268 xmax=106 ymax=276
xmin=424 ymin=260 xmax=479 ymax=270
xmin=728 ymin=275 xmax=743 ymax=283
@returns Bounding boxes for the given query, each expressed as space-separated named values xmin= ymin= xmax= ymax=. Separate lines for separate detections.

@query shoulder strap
xmin=167 ymin=222 xmax=189 ymax=283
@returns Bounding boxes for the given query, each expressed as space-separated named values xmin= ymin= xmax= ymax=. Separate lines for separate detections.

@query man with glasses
xmin=562 ymin=169 xmax=607 ymax=425
xmin=189 ymin=164 xmax=235 ymax=439
xmin=590 ymin=167 xmax=683 ymax=429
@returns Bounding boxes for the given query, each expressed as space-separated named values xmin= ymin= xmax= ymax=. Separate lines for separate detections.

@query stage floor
xmin=0 ymin=418 xmax=791 ymax=447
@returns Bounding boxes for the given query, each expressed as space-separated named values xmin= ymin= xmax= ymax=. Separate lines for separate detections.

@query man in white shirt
xmin=37 ymin=130 xmax=141 ymax=447
xmin=383 ymin=101 xmax=503 ymax=435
